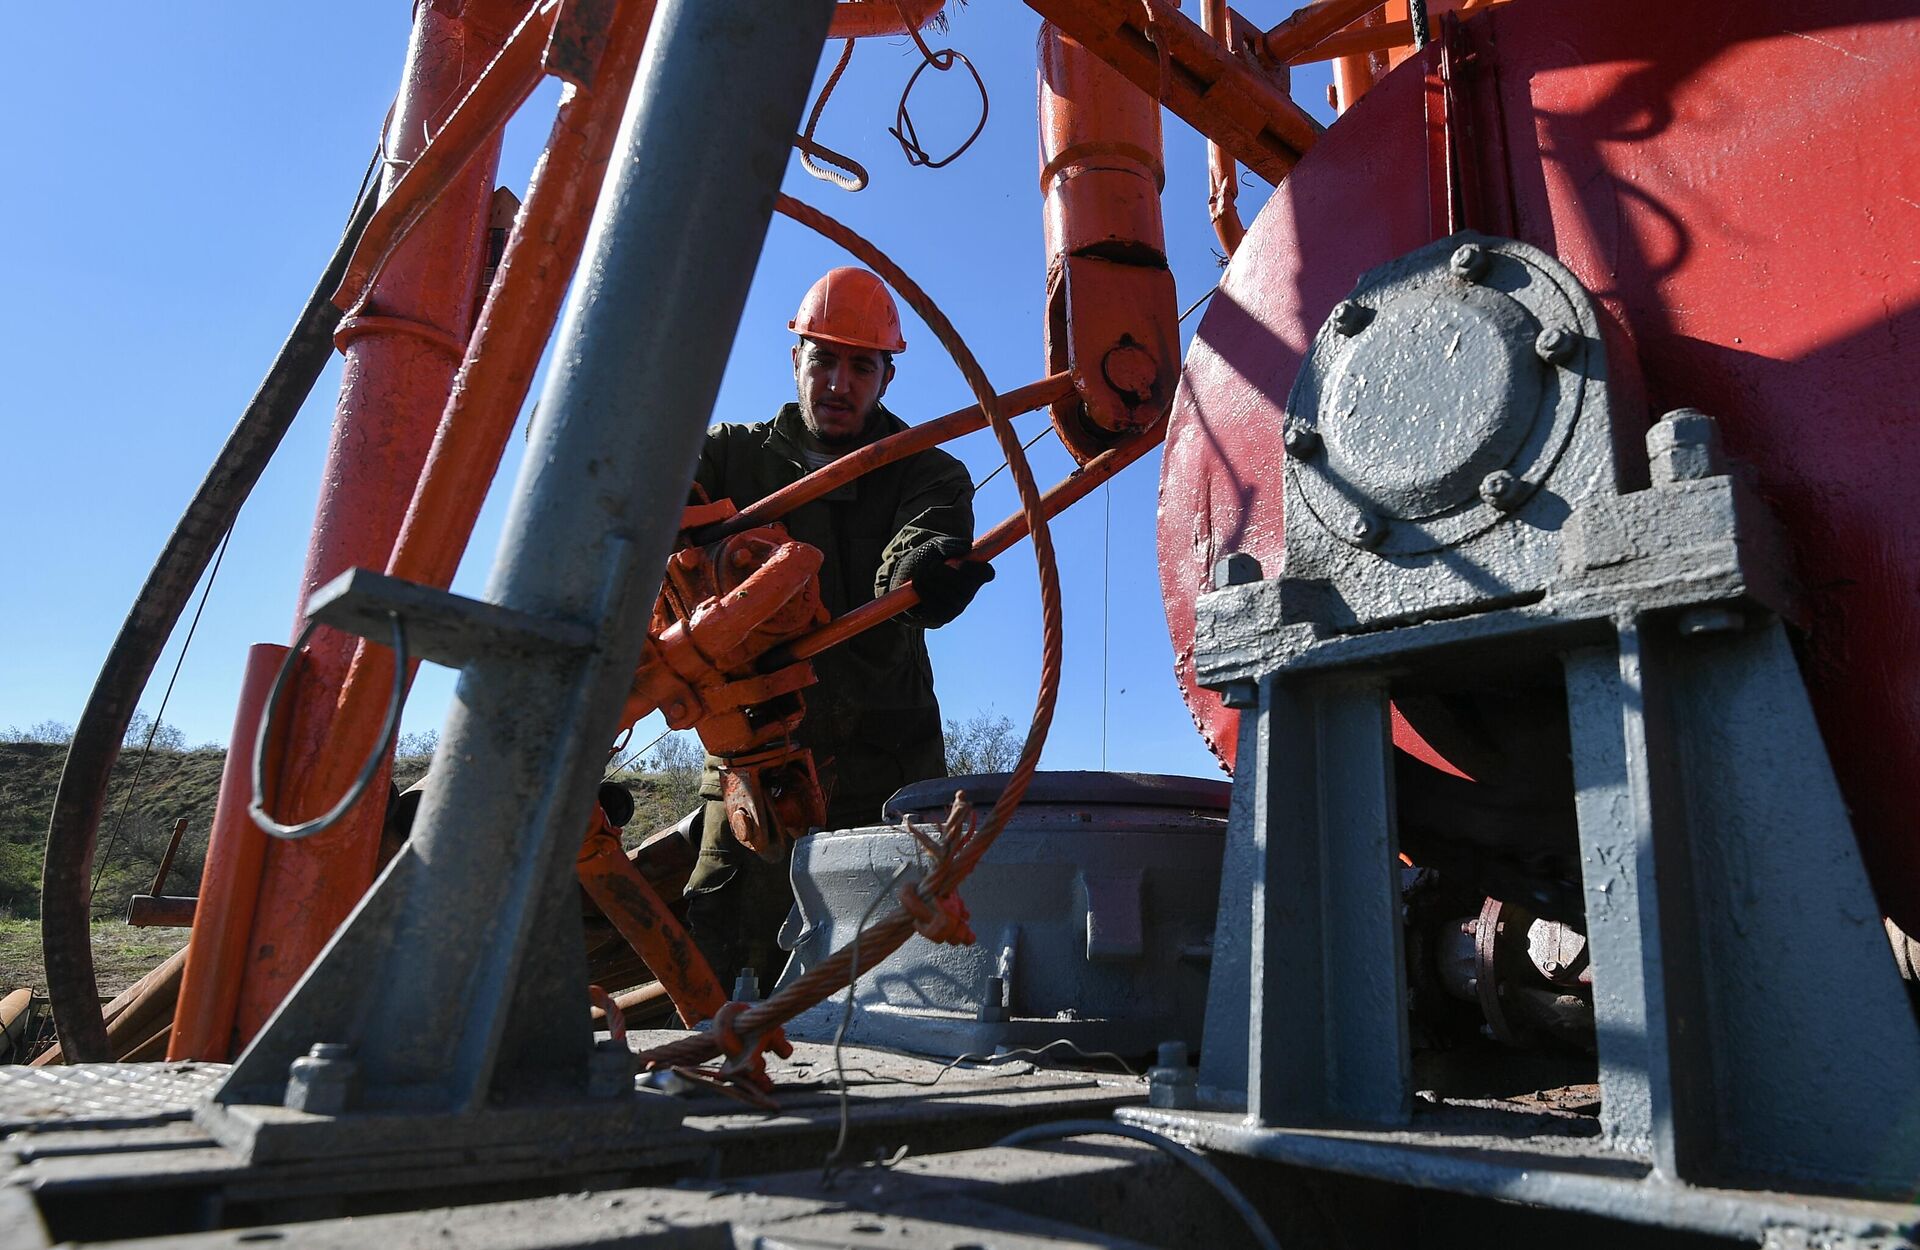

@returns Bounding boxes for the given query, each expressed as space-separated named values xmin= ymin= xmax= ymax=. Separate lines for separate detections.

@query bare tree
xmin=123 ymin=709 xmax=186 ymax=752
xmin=943 ymin=711 xmax=1021 ymax=776
xmin=4 ymin=720 xmax=74 ymax=745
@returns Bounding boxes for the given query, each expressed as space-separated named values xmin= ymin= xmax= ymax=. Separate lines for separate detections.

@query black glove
xmin=894 ymin=538 xmax=994 ymax=627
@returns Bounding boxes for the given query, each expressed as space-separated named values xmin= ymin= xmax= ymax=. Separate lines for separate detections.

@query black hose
xmin=39 ymin=157 xmax=382 ymax=1062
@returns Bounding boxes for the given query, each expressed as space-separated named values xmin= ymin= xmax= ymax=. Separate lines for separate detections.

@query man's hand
xmin=895 ymin=537 xmax=993 ymax=627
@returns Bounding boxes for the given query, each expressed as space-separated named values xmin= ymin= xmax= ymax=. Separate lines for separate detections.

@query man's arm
xmin=875 ymin=450 xmax=991 ymax=627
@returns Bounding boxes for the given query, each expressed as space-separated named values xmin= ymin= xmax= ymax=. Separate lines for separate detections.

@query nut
xmin=1329 ymin=300 xmax=1374 ymax=337
xmin=1449 ymin=243 xmax=1490 ymax=282
xmin=1345 ymin=511 xmax=1386 ymax=549
xmin=1283 ymin=421 xmax=1320 ymax=458
xmin=1478 ymin=469 xmax=1525 ymax=511
xmin=1534 ymin=326 xmax=1577 ymax=364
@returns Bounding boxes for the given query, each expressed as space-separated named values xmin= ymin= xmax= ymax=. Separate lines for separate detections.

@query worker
xmin=683 ymin=267 xmax=993 ymax=988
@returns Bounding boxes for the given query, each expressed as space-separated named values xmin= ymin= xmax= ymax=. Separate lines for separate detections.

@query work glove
xmin=893 ymin=537 xmax=994 ymax=627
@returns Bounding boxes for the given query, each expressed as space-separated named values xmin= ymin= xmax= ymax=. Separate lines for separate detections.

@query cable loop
xmin=798 ymin=38 xmax=869 ymax=192
xmin=889 ymin=48 xmax=988 ymax=170
xmin=249 ymin=612 xmax=409 ymax=841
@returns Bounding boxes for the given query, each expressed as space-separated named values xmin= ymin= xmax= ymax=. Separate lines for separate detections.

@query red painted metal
xmin=826 ymin=0 xmax=943 ymax=40
xmin=225 ymin=0 xmax=525 ymax=1044
xmin=1157 ymin=0 xmax=1920 ymax=928
xmin=170 ymin=644 xmax=290 ymax=1061
xmin=1038 ymin=24 xmax=1178 ymax=462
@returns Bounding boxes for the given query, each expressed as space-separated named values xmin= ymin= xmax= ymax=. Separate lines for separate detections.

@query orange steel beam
xmin=702 ymin=373 xmax=1073 ymax=543
xmin=305 ymin=0 xmax=658 ymax=841
xmin=1024 ymin=0 xmax=1317 ymax=184
xmin=1291 ymin=18 xmax=1438 ymax=62
xmin=827 ymin=0 xmax=943 ymax=38
xmin=778 ymin=422 xmax=1166 ymax=665
xmin=577 ymin=816 xmax=730 ymax=1027
xmin=1262 ymin=0 xmax=1385 ymax=61
xmin=333 ymin=0 xmax=563 ymax=312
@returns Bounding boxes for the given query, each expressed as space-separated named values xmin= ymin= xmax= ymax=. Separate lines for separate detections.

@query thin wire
xmin=974 ymin=421 xmax=1056 ymax=491
xmin=806 ymin=1037 xmax=1143 ymax=1090
xmin=821 ymin=862 xmax=913 ymax=1185
xmin=90 ymin=523 xmax=235 ymax=900
xmin=1101 ymin=483 xmax=1110 ymax=771
xmin=993 ymin=1120 xmax=1283 ymax=1250
xmin=605 ymin=723 xmax=676 ymax=779
xmin=1179 ymin=284 xmax=1219 ymax=323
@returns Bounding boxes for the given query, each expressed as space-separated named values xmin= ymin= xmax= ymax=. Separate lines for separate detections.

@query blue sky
xmin=0 ymin=4 xmax=1333 ymax=780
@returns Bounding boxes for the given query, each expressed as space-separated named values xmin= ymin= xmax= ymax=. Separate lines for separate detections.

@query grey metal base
xmin=1120 ymin=1106 xmax=1920 ymax=1249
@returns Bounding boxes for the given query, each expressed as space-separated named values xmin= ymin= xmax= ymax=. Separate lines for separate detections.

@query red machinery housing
xmin=1159 ymin=0 xmax=1920 ymax=932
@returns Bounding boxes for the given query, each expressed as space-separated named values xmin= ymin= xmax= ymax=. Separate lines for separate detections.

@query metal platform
xmin=0 ymin=1037 xmax=1146 ymax=1247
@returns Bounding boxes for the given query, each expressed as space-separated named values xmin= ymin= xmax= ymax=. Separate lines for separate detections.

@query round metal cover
xmin=1285 ymin=233 xmax=1600 ymax=556
xmin=883 ymin=770 xmax=1231 ymax=821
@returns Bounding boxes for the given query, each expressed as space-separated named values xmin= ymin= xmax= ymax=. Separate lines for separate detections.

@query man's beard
xmin=802 ymin=400 xmax=869 ymax=448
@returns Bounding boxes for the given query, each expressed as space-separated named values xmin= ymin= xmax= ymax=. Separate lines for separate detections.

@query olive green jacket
xmin=693 ymin=402 xmax=974 ymax=829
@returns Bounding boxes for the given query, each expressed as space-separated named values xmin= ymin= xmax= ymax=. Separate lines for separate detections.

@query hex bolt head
xmin=1449 ymin=243 xmax=1490 ymax=282
xmin=1478 ymin=469 xmax=1525 ymax=511
xmin=1648 ymin=407 xmax=1726 ymax=485
xmin=1329 ymin=300 xmax=1374 ymax=337
xmin=1542 ymin=960 xmax=1564 ymax=976
xmin=1283 ymin=420 xmax=1321 ymax=458
xmin=1534 ymin=326 xmax=1577 ymax=364
xmin=978 ymin=974 xmax=1010 ymax=1023
xmin=1213 ymin=552 xmax=1263 ymax=588
xmin=1148 ymin=1039 xmax=1198 ymax=1110
xmin=285 ymin=1042 xmax=357 ymax=1115
xmin=732 ymin=967 xmax=760 ymax=1002
xmin=1345 ymin=511 xmax=1387 ymax=549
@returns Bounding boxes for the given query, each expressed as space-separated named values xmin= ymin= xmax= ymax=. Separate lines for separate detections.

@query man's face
xmin=793 ymin=338 xmax=893 ymax=446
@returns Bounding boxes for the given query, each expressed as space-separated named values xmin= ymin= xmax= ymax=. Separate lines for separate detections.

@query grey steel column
xmin=218 ymin=0 xmax=837 ymax=1112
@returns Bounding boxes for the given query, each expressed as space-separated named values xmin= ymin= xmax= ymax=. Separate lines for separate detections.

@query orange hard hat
xmin=788 ymin=267 xmax=907 ymax=353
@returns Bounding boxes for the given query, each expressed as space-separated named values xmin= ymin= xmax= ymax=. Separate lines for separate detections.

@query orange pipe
xmin=780 ymin=423 xmax=1165 ymax=664
xmin=170 ymin=644 xmax=290 ymax=1060
xmin=1201 ymin=0 xmax=1246 ymax=256
xmin=332 ymin=0 xmax=562 ymax=313
xmin=703 ymin=373 xmax=1072 ymax=542
xmin=309 ymin=0 xmax=658 ymax=826
xmin=1294 ymin=18 xmax=1438 ymax=62
xmin=230 ymin=0 xmax=520 ymax=1045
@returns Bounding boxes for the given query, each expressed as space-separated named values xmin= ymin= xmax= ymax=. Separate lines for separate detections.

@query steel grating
xmin=0 ymin=1063 xmax=227 ymax=1134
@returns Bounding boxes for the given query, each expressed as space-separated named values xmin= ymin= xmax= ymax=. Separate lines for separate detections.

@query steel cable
xmin=633 ymin=192 xmax=1064 ymax=1075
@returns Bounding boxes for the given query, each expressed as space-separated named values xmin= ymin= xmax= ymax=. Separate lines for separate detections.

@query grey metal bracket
xmin=1183 ymin=351 xmax=1920 ymax=1199
xmin=305 ymin=567 xmax=597 ymax=670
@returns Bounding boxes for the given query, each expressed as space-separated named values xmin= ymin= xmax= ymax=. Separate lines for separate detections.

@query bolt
xmin=1478 ymin=469 xmax=1525 ymax=511
xmin=1678 ymin=606 xmax=1745 ymax=636
xmin=732 ymin=967 xmax=760 ymax=1002
xmin=1148 ymin=1040 xmax=1199 ymax=1110
xmin=285 ymin=1042 xmax=357 ymax=1115
xmin=1648 ymin=407 xmax=1725 ymax=485
xmin=1535 ymin=326 xmax=1577 ymax=364
xmin=730 ymin=546 xmax=755 ymax=569
xmin=1345 ymin=511 xmax=1386 ymax=549
xmin=1449 ymin=243 xmax=1490 ymax=282
xmin=1283 ymin=420 xmax=1321 ymax=458
xmin=666 ymin=700 xmax=688 ymax=722
xmin=1542 ymin=960 xmax=1563 ymax=976
xmin=1213 ymin=552 xmax=1263 ymax=588
xmin=1329 ymin=300 xmax=1374 ymax=337
xmin=588 ymin=1037 xmax=635 ymax=1099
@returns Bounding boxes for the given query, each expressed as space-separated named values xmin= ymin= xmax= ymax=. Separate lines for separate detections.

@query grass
xmin=0 ymin=917 xmax=189 ymax=999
